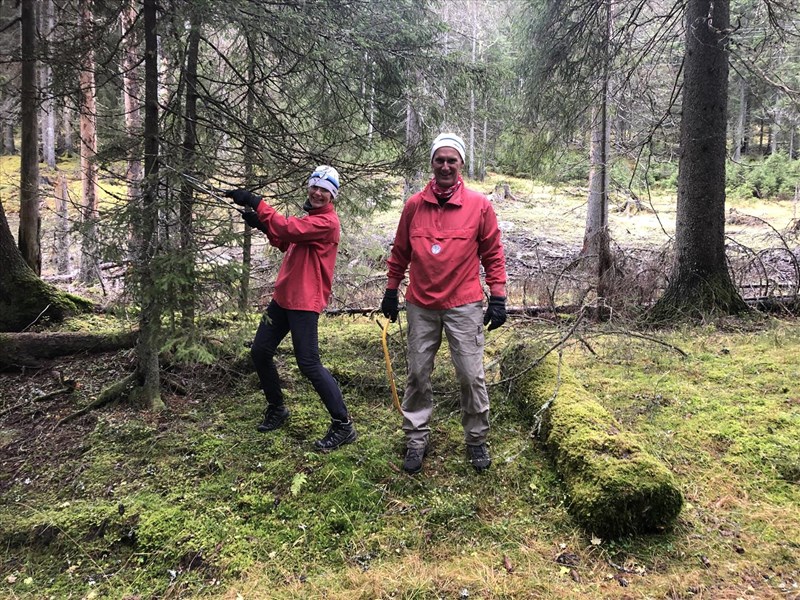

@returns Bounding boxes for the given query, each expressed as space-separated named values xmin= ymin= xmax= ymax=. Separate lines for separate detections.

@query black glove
xmin=242 ymin=210 xmax=268 ymax=233
xmin=225 ymin=188 xmax=262 ymax=210
xmin=381 ymin=288 xmax=399 ymax=322
xmin=483 ymin=296 xmax=507 ymax=331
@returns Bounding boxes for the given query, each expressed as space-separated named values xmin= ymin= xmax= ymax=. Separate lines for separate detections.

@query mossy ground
xmin=2 ymin=316 xmax=799 ymax=599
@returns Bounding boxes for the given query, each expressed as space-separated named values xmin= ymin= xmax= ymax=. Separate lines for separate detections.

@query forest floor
xmin=1 ymin=166 xmax=800 ymax=599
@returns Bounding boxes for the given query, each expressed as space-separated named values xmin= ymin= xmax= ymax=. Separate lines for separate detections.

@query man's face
xmin=307 ymin=185 xmax=333 ymax=209
xmin=431 ymin=147 xmax=463 ymax=189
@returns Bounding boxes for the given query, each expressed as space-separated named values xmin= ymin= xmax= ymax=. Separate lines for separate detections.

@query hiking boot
xmin=256 ymin=405 xmax=289 ymax=432
xmin=403 ymin=446 xmax=427 ymax=474
xmin=314 ymin=419 xmax=357 ymax=451
xmin=467 ymin=443 xmax=491 ymax=472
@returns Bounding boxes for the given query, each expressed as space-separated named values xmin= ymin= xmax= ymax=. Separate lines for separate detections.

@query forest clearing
xmin=2 ymin=157 xmax=800 ymax=599
xmin=2 ymin=0 xmax=800 ymax=598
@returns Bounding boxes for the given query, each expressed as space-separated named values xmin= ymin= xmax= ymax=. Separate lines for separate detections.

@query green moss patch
xmin=503 ymin=344 xmax=683 ymax=538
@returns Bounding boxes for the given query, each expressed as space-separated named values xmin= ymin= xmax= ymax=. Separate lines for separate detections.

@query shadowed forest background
xmin=1 ymin=0 xmax=800 ymax=598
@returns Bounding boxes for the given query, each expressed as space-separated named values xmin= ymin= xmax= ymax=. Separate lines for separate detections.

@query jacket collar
xmin=421 ymin=181 xmax=463 ymax=207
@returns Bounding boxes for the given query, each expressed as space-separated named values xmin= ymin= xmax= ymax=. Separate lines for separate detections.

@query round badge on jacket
xmin=431 ymin=244 xmax=442 ymax=255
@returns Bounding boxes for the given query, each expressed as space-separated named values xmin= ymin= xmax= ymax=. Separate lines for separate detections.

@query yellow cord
xmin=381 ymin=319 xmax=403 ymax=414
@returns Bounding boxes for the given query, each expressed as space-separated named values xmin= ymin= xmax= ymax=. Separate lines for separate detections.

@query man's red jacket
xmin=387 ymin=182 xmax=506 ymax=310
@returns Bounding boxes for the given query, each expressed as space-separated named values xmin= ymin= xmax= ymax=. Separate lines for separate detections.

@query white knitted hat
xmin=430 ymin=133 xmax=466 ymax=162
xmin=308 ymin=165 xmax=340 ymax=198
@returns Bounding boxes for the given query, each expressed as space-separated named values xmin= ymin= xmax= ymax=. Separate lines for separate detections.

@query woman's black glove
xmin=381 ymin=289 xmax=399 ymax=322
xmin=242 ymin=211 xmax=268 ymax=233
xmin=483 ymin=296 xmax=507 ymax=331
xmin=225 ymin=189 xmax=262 ymax=210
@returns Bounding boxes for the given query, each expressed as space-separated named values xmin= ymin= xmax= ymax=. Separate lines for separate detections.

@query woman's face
xmin=307 ymin=186 xmax=333 ymax=209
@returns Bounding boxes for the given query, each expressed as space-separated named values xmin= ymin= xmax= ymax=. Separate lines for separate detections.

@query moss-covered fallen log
xmin=0 ymin=330 xmax=138 ymax=369
xmin=504 ymin=344 xmax=683 ymax=538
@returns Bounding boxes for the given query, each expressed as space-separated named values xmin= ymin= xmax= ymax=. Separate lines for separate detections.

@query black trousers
xmin=251 ymin=300 xmax=348 ymax=422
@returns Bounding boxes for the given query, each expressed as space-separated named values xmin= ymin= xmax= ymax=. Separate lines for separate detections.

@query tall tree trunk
xmin=403 ymin=94 xmax=423 ymax=198
xmin=2 ymin=120 xmax=16 ymax=155
xmin=178 ymin=15 xmax=201 ymax=330
xmin=79 ymin=0 xmax=99 ymax=284
xmin=239 ymin=44 xmax=257 ymax=311
xmin=468 ymin=1 xmax=478 ymax=179
xmin=62 ymin=101 xmax=74 ymax=156
xmin=581 ymin=0 xmax=613 ymax=306
xmin=132 ymin=0 xmax=165 ymax=410
xmin=55 ymin=172 xmax=70 ymax=274
xmin=120 ymin=1 xmax=143 ymax=259
xmin=19 ymin=0 xmax=41 ymax=275
xmin=733 ymin=76 xmax=747 ymax=161
xmin=651 ymin=0 xmax=746 ymax=321
xmin=40 ymin=0 xmax=56 ymax=169
xmin=770 ymin=92 xmax=779 ymax=155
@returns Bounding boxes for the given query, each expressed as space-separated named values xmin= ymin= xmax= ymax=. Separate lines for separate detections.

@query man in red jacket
xmin=226 ymin=166 xmax=356 ymax=451
xmin=381 ymin=133 xmax=507 ymax=474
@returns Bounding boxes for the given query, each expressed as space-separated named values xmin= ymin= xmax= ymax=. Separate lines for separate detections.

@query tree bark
xmin=581 ymin=0 xmax=614 ymax=306
xmin=55 ymin=172 xmax=70 ymax=274
xmin=650 ymin=0 xmax=747 ymax=321
xmin=178 ymin=15 xmax=201 ymax=329
xmin=40 ymin=0 xmax=57 ymax=169
xmin=239 ymin=42 xmax=257 ymax=311
xmin=19 ymin=0 xmax=41 ymax=275
xmin=131 ymin=0 xmax=165 ymax=410
xmin=733 ymin=76 xmax=747 ymax=161
xmin=0 ymin=200 xmax=91 ymax=332
xmin=78 ymin=0 xmax=99 ymax=284
xmin=0 ymin=330 xmax=137 ymax=370
xmin=120 ymin=1 xmax=143 ymax=262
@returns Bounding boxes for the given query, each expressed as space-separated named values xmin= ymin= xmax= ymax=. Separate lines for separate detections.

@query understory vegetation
xmin=1 ymin=315 xmax=799 ymax=599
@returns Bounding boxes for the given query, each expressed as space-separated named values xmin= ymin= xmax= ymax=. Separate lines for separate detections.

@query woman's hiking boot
xmin=314 ymin=419 xmax=357 ymax=451
xmin=466 ymin=443 xmax=491 ymax=472
xmin=256 ymin=405 xmax=289 ymax=432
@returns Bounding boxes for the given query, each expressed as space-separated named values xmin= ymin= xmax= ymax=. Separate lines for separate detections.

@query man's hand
xmin=381 ymin=289 xmax=399 ymax=322
xmin=225 ymin=188 xmax=262 ymax=210
xmin=483 ymin=296 xmax=506 ymax=331
xmin=242 ymin=211 xmax=268 ymax=233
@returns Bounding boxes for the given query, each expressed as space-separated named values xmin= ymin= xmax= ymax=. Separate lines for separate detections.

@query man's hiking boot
xmin=467 ymin=443 xmax=491 ymax=472
xmin=403 ymin=445 xmax=427 ymax=474
xmin=256 ymin=405 xmax=289 ymax=432
xmin=314 ymin=419 xmax=357 ymax=451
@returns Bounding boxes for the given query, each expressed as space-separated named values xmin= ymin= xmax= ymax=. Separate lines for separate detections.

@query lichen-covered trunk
xmin=120 ymin=0 xmax=143 ymax=264
xmin=132 ymin=0 xmax=164 ymax=411
xmin=652 ymin=0 xmax=747 ymax=320
xmin=18 ymin=0 xmax=41 ymax=275
xmin=78 ymin=0 xmax=99 ymax=285
xmin=581 ymin=2 xmax=614 ymax=305
xmin=40 ymin=0 xmax=57 ymax=169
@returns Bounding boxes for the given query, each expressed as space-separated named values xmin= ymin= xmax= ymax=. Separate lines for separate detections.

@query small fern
xmin=290 ymin=473 xmax=307 ymax=496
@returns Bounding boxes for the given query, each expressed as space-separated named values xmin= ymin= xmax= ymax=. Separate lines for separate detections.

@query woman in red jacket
xmin=226 ymin=166 xmax=356 ymax=451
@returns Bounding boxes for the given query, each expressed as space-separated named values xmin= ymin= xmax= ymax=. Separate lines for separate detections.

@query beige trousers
xmin=402 ymin=301 xmax=490 ymax=449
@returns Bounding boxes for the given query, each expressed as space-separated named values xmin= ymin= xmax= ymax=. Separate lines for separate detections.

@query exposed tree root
xmin=53 ymin=372 xmax=138 ymax=429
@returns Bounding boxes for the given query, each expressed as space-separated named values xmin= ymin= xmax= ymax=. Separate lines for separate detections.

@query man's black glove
xmin=483 ymin=296 xmax=507 ymax=331
xmin=242 ymin=210 xmax=268 ymax=234
xmin=225 ymin=188 xmax=262 ymax=210
xmin=381 ymin=288 xmax=399 ymax=322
